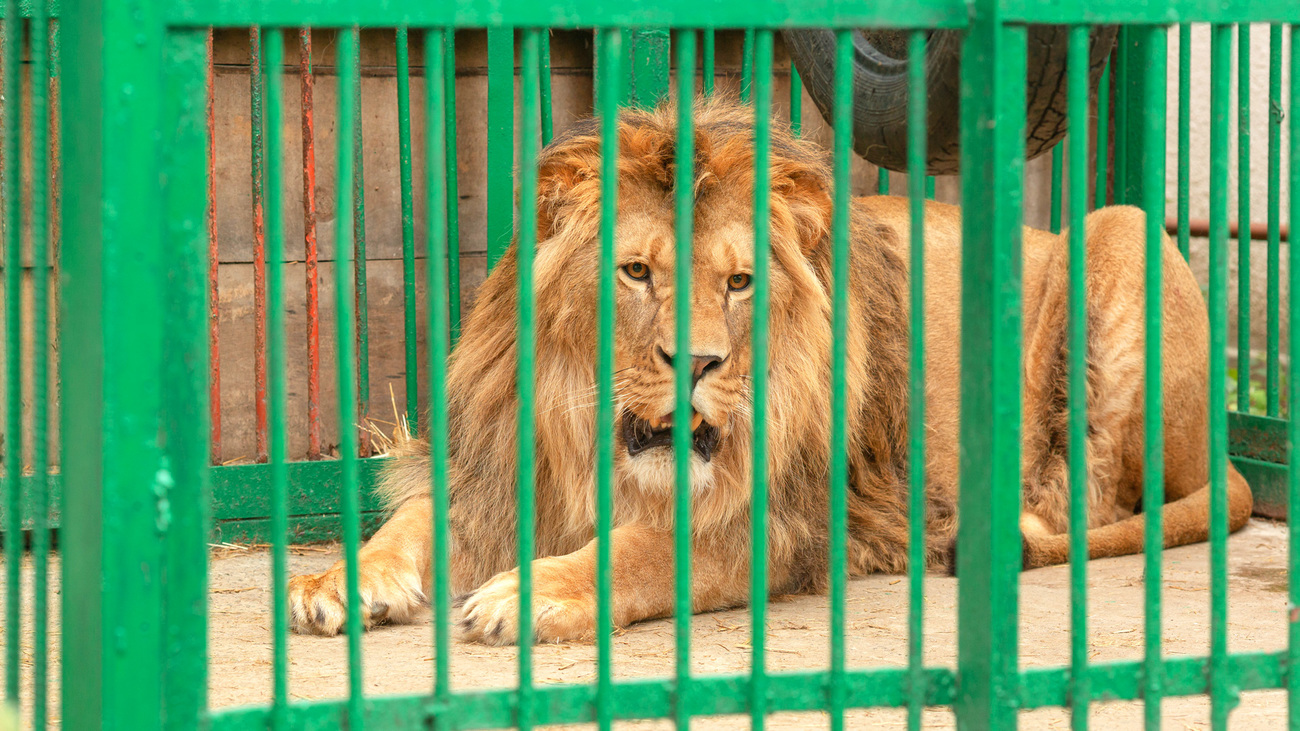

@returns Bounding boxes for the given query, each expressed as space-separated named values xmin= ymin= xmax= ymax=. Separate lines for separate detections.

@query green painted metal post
xmin=625 ymin=29 xmax=669 ymax=108
xmin=1114 ymin=27 xmax=1158 ymax=206
xmin=956 ymin=8 xmax=1026 ymax=731
xmin=486 ymin=27 xmax=514 ymax=270
xmin=160 ymin=28 xmax=213 ymax=731
xmin=61 ymin=0 xmax=169 ymax=726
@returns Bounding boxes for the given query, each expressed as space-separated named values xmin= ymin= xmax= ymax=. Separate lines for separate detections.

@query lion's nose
xmin=656 ymin=346 xmax=726 ymax=389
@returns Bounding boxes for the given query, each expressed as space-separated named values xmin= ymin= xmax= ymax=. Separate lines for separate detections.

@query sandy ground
xmin=2 ymin=519 xmax=1294 ymax=728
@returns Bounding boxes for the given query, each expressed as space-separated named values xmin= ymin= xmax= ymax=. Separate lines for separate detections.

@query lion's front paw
xmin=288 ymin=551 xmax=427 ymax=636
xmin=458 ymin=560 xmax=595 ymax=645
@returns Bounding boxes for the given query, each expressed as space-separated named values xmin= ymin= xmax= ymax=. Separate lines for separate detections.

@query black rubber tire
xmin=782 ymin=27 xmax=1118 ymax=175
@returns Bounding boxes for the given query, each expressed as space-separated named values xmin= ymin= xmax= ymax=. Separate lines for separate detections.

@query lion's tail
xmin=1019 ymin=462 xmax=1253 ymax=569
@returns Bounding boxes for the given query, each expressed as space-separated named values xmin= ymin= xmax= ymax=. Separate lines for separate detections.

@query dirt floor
xmin=2 ymin=519 xmax=1294 ymax=728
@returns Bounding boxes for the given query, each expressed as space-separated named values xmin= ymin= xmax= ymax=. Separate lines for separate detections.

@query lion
xmin=287 ymin=98 xmax=1253 ymax=644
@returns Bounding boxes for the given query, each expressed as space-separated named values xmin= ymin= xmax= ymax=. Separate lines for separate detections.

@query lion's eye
xmin=728 ymin=273 xmax=752 ymax=291
xmin=623 ymin=262 xmax=650 ymax=281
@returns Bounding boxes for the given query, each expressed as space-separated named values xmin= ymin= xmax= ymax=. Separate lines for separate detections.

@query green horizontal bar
xmin=208 ymin=669 xmax=958 ymax=731
xmin=0 ymin=0 xmax=60 ymax=17
xmin=1 ymin=459 xmax=387 ymax=534
xmin=1004 ymin=0 xmax=1299 ymax=24
xmin=206 ymin=652 xmax=1286 ymax=731
xmin=1227 ymin=411 xmax=1288 ymax=464
xmin=212 ymin=512 xmax=386 ymax=545
xmin=164 ymin=0 xmax=969 ymax=29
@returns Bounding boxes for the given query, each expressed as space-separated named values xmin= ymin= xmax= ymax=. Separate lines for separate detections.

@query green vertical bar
xmin=626 ymin=29 xmax=669 ymax=108
xmin=1066 ymin=25 xmax=1090 ymax=731
xmin=1236 ymin=24 xmax=1251 ymax=414
xmin=352 ymin=28 xmax=370 ymax=453
xmin=878 ymin=168 xmax=890 ymax=195
xmin=445 ymin=32 xmax=462 ymax=346
xmin=424 ymin=26 xmax=452 ymax=706
xmin=1287 ymin=25 xmax=1300 ymax=731
xmin=29 ymin=2 xmax=51 ymax=725
xmin=702 ymin=31 xmax=714 ymax=96
xmin=904 ymin=29 xmax=927 ymax=731
xmin=741 ymin=28 xmax=754 ymax=103
xmin=1050 ymin=143 xmax=1064 ymax=234
xmin=397 ymin=26 xmax=418 ymax=430
xmin=595 ymin=29 xmax=622 ymax=731
xmin=1139 ymin=25 xmax=1168 ymax=731
xmin=789 ymin=64 xmax=801 ymax=137
xmin=1264 ymin=25 xmax=1282 ymax=417
xmin=750 ymin=29 xmax=773 ymax=731
xmin=539 ymin=30 xmax=553 ymax=145
xmin=925 ymin=176 xmax=936 ymax=200
xmin=672 ymin=28 xmax=695 ymax=731
xmin=1095 ymin=58 xmax=1110 ymax=209
xmin=1177 ymin=24 xmax=1191 ymax=260
xmin=264 ymin=28 xmax=290 ymax=728
xmin=486 ymin=27 xmax=514 ymax=270
xmin=336 ymin=26 xmax=365 ymax=730
xmin=956 ymin=16 xmax=1025 ymax=731
xmin=61 ymin=0 xmax=168 ymax=724
xmin=518 ymin=28 xmax=541 ymax=731
xmin=160 ymin=29 xmax=211 ymax=730
xmin=1208 ymin=24 xmax=1233 ymax=731
xmin=2 ymin=0 xmax=23 ymax=706
xmin=1113 ymin=34 xmax=1129 ymax=204
xmin=828 ymin=32 xmax=852 ymax=731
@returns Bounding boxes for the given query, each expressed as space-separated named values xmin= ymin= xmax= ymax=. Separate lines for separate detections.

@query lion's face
xmin=609 ymin=180 xmax=758 ymax=487
xmin=521 ymin=101 xmax=837 ymax=498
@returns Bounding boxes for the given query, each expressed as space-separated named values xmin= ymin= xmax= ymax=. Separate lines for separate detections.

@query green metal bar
xmin=336 ymin=26 xmax=366 ymax=730
xmin=1236 ymin=23 xmax=1251 ymax=413
xmin=672 ymin=27 xmax=695 ymax=731
xmin=702 ymin=30 xmax=714 ymax=95
xmin=904 ymin=28 xmax=927 ymax=731
xmin=1265 ymin=24 xmax=1282 ymax=417
xmin=160 ymin=29 xmax=211 ymax=730
xmin=2 ymin=0 xmax=23 ymax=705
xmin=956 ymin=15 xmax=1026 ymax=729
xmin=486 ymin=27 xmax=514 ymax=270
xmin=741 ymin=28 xmax=754 ymax=102
xmin=264 ymin=28 xmax=290 ymax=727
xmin=925 ymin=176 xmax=936 ymax=200
xmin=30 ymin=2 xmax=51 ymax=725
xmin=789 ymin=63 xmax=801 ymax=136
xmin=828 ymin=30 xmax=852 ymax=731
xmin=595 ymin=28 xmax=621 ymax=731
xmin=168 ymin=0 xmax=976 ymax=29
xmin=352 ymin=26 xmax=371 ymax=454
xmin=1177 ymin=24 xmax=1191 ymax=260
xmin=397 ymin=26 xmax=418 ymax=430
xmin=539 ymin=30 xmax=553 ymax=145
xmin=626 ymin=29 xmax=669 ymax=108
xmin=1288 ymin=25 xmax=1300 ymax=730
xmin=1208 ymin=23 xmax=1233 ymax=731
xmin=1140 ymin=24 xmax=1168 ymax=731
xmin=61 ymin=0 xmax=168 ymax=722
xmin=518 ymin=27 xmax=542 ymax=731
xmin=445 ymin=31 xmax=462 ymax=346
xmin=1066 ymin=25 xmax=1090 ymax=731
xmin=1050 ymin=143 xmax=1064 ymax=234
xmin=1114 ymin=35 xmax=1128 ymax=203
xmin=750 ymin=28 xmax=773 ymax=731
xmin=878 ymin=168 xmax=890 ymax=195
xmin=1095 ymin=57 xmax=1110 ymax=209
xmin=423 ymin=26 xmax=452 ymax=705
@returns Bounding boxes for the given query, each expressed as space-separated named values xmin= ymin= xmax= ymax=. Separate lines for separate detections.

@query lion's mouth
xmin=622 ymin=411 xmax=721 ymax=462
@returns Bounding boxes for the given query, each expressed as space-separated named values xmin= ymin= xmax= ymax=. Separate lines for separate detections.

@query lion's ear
xmin=776 ymin=163 xmax=833 ymax=257
xmin=534 ymin=126 xmax=604 ymax=243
